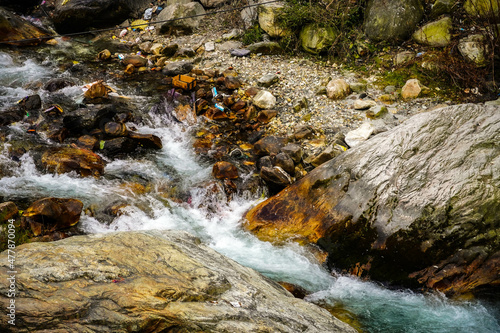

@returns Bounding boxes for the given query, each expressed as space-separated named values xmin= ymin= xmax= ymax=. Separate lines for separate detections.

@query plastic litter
xmin=212 ymin=87 xmax=219 ymax=98
xmin=43 ymin=104 xmax=63 ymax=114
xmin=144 ymin=8 xmax=153 ymax=20
xmin=215 ymin=103 xmax=225 ymax=111
xmin=118 ymin=54 xmax=125 ymax=60
xmin=119 ymin=29 xmax=127 ymax=38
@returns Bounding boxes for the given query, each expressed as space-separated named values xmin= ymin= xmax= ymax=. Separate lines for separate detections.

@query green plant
xmin=277 ymin=0 xmax=368 ymax=59
xmin=241 ymin=25 xmax=264 ymax=45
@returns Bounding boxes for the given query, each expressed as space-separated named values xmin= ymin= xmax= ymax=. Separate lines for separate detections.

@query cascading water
xmin=0 ymin=50 xmax=498 ymax=333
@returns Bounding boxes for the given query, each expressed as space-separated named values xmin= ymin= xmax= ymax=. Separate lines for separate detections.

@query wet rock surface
xmin=246 ymin=104 xmax=500 ymax=295
xmin=0 ymin=230 xmax=356 ymax=333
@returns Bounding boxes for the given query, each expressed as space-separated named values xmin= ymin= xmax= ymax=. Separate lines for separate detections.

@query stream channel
xmin=0 ymin=42 xmax=499 ymax=332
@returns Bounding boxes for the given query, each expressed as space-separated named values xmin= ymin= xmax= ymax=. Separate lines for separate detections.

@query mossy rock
xmin=412 ymin=17 xmax=452 ymax=47
xmin=299 ymin=24 xmax=337 ymax=54
xmin=464 ymin=0 xmax=500 ymax=18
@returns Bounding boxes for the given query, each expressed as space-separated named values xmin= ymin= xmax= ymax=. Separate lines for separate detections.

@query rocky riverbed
xmin=1 ymin=1 xmax=499 ymax=332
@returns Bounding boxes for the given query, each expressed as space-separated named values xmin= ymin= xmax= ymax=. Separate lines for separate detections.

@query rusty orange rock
xmin=212 ymin=161 xmax=238 ymax=180
xmin=23 ymin=198 xmax=83 ymax=236
xmin=41 ymin=146 xmax=105 ymax=177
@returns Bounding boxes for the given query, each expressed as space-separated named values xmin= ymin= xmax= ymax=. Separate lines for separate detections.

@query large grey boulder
xmin=155 ymin=2 xmax=206 ymax=34
xmin=246 ymin=104 xmax=500 ymax=295
xmin=0 ymin=230 xmax=355 ymax=332
xmin=364 ymin=0 xmax=424 ymax=43
xmin=52 ymin=0 xmax=151 ymax=34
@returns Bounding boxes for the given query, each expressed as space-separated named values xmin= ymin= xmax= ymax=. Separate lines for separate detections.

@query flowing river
xmin=0 ymin=49 xmax=499 ymax=332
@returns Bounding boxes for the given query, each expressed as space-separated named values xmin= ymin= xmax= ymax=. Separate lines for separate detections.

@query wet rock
xmin=63 ymin=105 xmax=117 ymax=135
xmin=0 ymin=230 xmax=356 ymax=332
xmin=278 ymin=282 xmax=308 ymax=299
xmin=0 ymin=7 xmax=51 ymax=46
xmin=253 ymin=90 xmax=276 ymax=109
xmin=99 ymin=48 xmax=113 ymax=60
xmin=0 ymin=107 xmax=24 ymax=126
xmin=326 ymin=79 xmax=351 ymax=100
xmin=77 ymin=135 xmax=99 ymax=150
xmin=42 ymin=147 xmax=105 ymax=177
xmin=257 ymin=109 xmax=278 ymax=123
xmin=122 ymin=54 xmax=148 ymax=67
xmin=44 ymin=78 xmax=75 ymax=92
xmin=245 ymin=104 xmax=500 ymax=295
xmin=162 ymin=43 xmax=179 ymax=57
xmin=173 ymin=104 xmax=197 ymax=125
xmin=224 ymin=76 xmax=241 ymax=90
xmin=128 ymin=132 xmax=163 ymax=150
xmin=18 ymin=95 xmax=41 ymax=110
xmin=245 ymin=87 xmax=260 ymax=97
xmin=260 ymin=166 xmax=292 ymax=187
xmin=46 ymin=123 xmax=68 ymax=143
xmin=0 ymin=202 xmax=18 ymax=223
xmin=100 ymin=137 xmax=138 ymax=156
xmin=281 ymin=143 xmax=303 ymax=164
xmin=274 ymin=152 xmax=295 ymax=175
xmin=231 ymin=100 xmax=247 ymax=111
xmin=293 ymin=125 xmax=314 ymax=140
xmin=307 ymin=145 xmax=344 ymax=167
xmin=254 ymin=136 xmax=286 ymax=156
xmin=244 ymin=105 xmax=258 ymax=121
xmin=212 ymin=161 xmax=239 ymax=180
xmin=23 ymin=198 xmax=83 ymax=236
xmin=104 ymin=122 xmax=128 ymax=137
xmin=162 ymin=61 xmax=194 ymax=76
xmin=344 ymin=122 xmax=375 ymax=148
xmin=258 ymin=74 xmax=279 ymax=87
xmin=258 ymin=156 xmax=274 ymax=169
xmin=52 ymin=0 xmax=150 ymax=34
xmin=155 ymin=2 xmax=206 ymax=34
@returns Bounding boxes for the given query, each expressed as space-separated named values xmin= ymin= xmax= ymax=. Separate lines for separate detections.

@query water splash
xmin=0 ymin=52 xmax=52 ymax=108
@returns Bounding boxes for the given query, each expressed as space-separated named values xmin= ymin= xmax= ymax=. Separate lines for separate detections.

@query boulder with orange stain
xmin=41 ymin=146 xmax=105 ymax=177
xmin=23 ymin=198 xmax=83 ymax=236
xmin=245 ymin=104 xmax=500 ymax=295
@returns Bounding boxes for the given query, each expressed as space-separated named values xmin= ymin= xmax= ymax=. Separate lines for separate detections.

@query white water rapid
xmin=0 ymin=51 xmax=499 ymax=333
